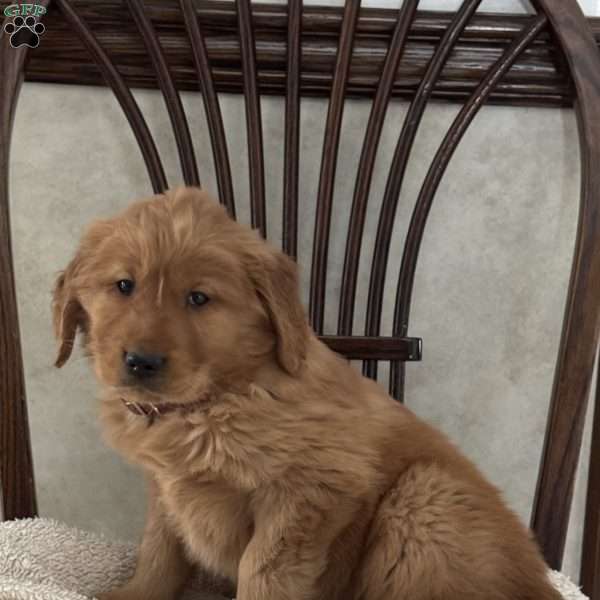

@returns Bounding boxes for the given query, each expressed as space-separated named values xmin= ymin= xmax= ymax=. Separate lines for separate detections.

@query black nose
xmin=124 ymin=351 xmax=166 ymax=379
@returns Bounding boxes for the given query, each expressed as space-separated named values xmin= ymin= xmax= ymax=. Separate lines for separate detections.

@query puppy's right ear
xmin=52 ymin=256 xmax=86 ymax=368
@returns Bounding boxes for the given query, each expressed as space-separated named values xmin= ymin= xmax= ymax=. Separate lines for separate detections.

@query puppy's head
xmin=53 ymin=187 xmax=308 ymax=402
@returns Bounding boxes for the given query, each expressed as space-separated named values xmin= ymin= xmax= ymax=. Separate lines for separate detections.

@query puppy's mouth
xmin=114 ymin=384 xmax=165 ymax=402
xmin=109 ymin=372 xmax=213 ymax=408
xmin=120 ymin=376 xmax=165 ymax=394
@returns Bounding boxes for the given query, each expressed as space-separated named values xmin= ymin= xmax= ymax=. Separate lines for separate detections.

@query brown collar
xmin=121 ymin=395 xmax=213 ymax=427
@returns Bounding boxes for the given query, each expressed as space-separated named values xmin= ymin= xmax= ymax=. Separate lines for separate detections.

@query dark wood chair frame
xmin=1 ymin=0 xmax=600 ymax=597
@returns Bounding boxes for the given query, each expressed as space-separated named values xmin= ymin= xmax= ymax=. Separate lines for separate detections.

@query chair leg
xmin=581 ymin=351 xmax=600 ymax=600
xmin=0 ymin=12 xmax=39 ymax=521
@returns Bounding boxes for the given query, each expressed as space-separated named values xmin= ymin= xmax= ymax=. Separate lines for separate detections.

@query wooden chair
xmin=1 ymin=0 xmax=600 ymax=597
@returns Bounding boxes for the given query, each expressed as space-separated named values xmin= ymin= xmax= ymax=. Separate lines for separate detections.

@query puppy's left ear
xmin=249 ymin=246 xmax=309 ymax=376
xmin=52 ymin=255 xmax=86 ymax=368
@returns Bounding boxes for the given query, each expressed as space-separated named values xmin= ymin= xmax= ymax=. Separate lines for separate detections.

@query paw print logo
xmin=3 ymin=15 xmax=45 ymax=49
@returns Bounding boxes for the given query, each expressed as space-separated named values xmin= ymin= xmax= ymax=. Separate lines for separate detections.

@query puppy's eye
xmin=116 ymin=279 xmax=135 ymax=296
xmin=188 ymin=291 xmax=210 ymax=307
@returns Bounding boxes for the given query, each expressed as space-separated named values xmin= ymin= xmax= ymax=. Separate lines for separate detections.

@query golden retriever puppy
xmin=53 ymin=187 xmax=560 ymax=600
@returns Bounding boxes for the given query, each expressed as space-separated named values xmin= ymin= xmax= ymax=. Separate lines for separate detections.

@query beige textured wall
xmin=7 ymin=0 xmax=597 ymax=581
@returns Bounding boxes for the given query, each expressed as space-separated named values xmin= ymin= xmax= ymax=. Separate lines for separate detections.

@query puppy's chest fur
xmin=101 ymin=402 xmax=259 ymax=580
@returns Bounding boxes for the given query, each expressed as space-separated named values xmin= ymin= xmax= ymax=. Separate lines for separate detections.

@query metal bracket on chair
xmin=405 ymin=337 xmax=423 ymax=362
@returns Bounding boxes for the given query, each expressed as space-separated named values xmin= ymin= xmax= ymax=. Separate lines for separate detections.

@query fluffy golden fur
xmin=53 ymin=187 xmax=560 ymax=600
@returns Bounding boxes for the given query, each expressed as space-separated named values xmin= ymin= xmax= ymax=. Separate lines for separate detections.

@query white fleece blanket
xmin=0 ymin=518 xmax=588 ymax=600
